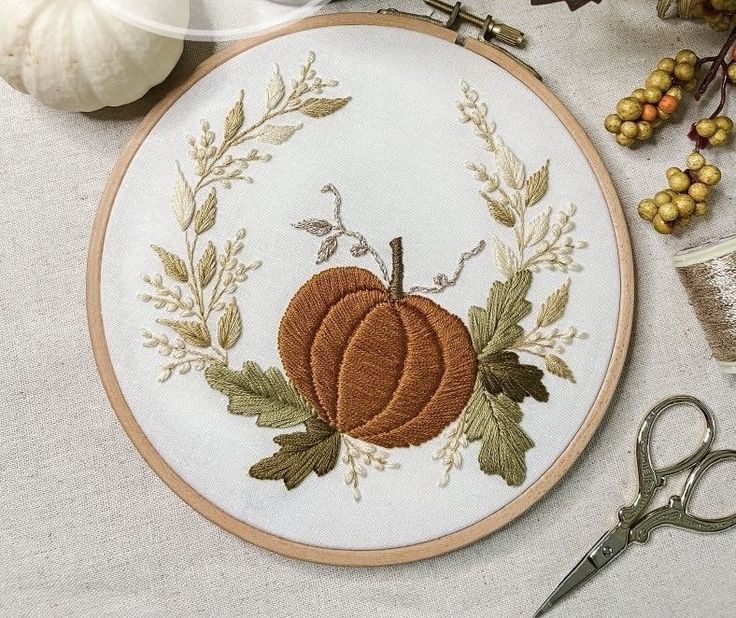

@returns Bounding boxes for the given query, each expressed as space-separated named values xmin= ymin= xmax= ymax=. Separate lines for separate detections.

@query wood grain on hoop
xmin=86 ymin=12 xmax=634 ymax=567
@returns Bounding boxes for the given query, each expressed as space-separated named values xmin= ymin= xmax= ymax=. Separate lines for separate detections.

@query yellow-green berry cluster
xmin=638 ymin=152 xmax=721 ymax=234
xmin=605 ymin=50 xmax=699 ymax=147
xmin=694 ymin=115 xmax=733 ymax=146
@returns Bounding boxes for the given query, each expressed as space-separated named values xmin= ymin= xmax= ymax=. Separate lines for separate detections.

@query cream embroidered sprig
xmin=342 ymin=437 xmax=399 ymax=502
xmin=140 ymin=52 xmax=350 ymax=381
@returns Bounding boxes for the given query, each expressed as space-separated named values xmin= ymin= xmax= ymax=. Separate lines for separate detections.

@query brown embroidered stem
xmin=696 ymin=27 xmax=736 ymax=100
xmin=389 ymin=237 xmax=405 ymax=301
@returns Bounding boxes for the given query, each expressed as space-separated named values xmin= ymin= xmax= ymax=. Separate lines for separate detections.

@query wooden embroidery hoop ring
xmin=87 ymin=11 xmax=634 ymax=567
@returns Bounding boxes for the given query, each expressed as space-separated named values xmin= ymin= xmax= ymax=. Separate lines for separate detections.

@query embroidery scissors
xmin=535 ymin=395 xmax=736 ymax=616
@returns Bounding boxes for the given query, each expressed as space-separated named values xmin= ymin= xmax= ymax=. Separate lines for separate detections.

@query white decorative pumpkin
xmin=0 ymin=0 xmax=189 ymax=112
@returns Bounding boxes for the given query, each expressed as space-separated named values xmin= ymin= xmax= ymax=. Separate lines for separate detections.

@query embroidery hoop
xmin=87 ymin=12 xmax=634 ymax=566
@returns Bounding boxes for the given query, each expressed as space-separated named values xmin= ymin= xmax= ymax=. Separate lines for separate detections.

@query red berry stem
xmin=709 ymin=64 xmax=731 ymax=119
xmin=696 ymin=25 xmax=736 ymax=100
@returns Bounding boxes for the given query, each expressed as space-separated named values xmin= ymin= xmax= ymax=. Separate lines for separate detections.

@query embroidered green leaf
xmin=205 ymin=361 xmax=315 ymax=428
xmin=299 ymin=97 xmax=352 ymax=118
xmin=493 ymin=136 xmax=525 ymax=190
xmin=217 ymin=298 xmax=242 ymax=350
xmin=258 ymin=124 xmax=303 ymax=145
xmin=171 ymin=163 xmax=196 ymax=231
xmin=470 ymin=269 xmax=532 ymax=356
xmin=492 ymin=237 xmax=517 ymax=279
xmin=525 ymin=160 xmax=549 ymax=207
xmin=197 ymin=241 xmax=217 ymax=288
xmin=545 ymin=354 xmax=576 ymax=383
xmin=157 ymin=319 xmax=211 ymax=348
xmin=481 ymin=192 xmax=516 ymax=227
xmin=249 ymin=418 xmax=341 ymax=490
xmin=151 ymin=245 xmax=189 ymax=283
xmin=316 ymin=234 xmax=339 ymax=264
xmin=224 ymin=90 xmax=245 ymax=141
xmin=266 ymin=66 xmax=286 ymax=111
xmin=464 ymin=384 xmax=534 ymax=486
xmin=194 ymin=188 xmax=217 ymax=235
xmin=293 ymin=219 xmax=334 ymax=236
xmin=537 ymin=278 xmax=570 ymax=327
xmin=479 ymin=351 xmax=549 ymax=403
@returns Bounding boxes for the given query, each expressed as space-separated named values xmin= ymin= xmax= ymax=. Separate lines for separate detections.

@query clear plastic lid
xmin=96 ymin=0 xmax=330 ymax=41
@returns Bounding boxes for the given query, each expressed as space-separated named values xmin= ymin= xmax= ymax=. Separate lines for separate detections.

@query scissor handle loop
xmin=619 ymin=395 xmax=715 ymax=526
xmin=630 ymin=449 xmax=736 ymax=543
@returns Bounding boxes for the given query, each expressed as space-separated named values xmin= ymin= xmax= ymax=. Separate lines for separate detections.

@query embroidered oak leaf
xmin=537 ymin=279 xmax=570 ymax=327
xmin=205 ymin=361 xmax=315 ymax=428
xmin=469 ymin=269 xmax=532 ymax=356
xmin=481 ymin=192 xmax=516 ymax=227
xmin=464 ymin=385 xmax=534 ymax=486
xmin=171 ymin=163 xmax=196 ymax=231
xmin=193 ymin=188 xmax=217 ymax=235
xmin=258 ymin=124 xmax=303 ymax=145
xmin=151 ymin=245 xmax=189 ymax=283
xmin=479 ymin=351 xmax=549 ymax=403
xmin=525 ymin=161 xmax=549 ymax=207
xmin=157 ymin=319 xmax=211 ymax=348
xmin=299 ymin=97 xmax=352 ymax=118
xmin=249 ymin=417 xmax=341 ymax=489
xmin=545 ymin=354 xmax=576 ymax=383
xmin=217 ymin=298 xmax=242 ymax=350
xmin=266 ymin=66 xmax=286 ymax=111
xmin=224 ymin=90 xmax=245 ymax=141
xmin=293 ymin=219 xmax=334 ymax=236
xmin=197 ymin=241 xmax=217 ymax=288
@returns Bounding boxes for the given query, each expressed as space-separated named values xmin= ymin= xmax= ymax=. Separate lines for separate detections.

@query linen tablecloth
xmin=1 ymin=1 xmax=734 ymax=615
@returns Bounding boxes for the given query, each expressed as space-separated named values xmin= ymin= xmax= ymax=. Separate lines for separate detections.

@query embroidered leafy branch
xmin=294 ymin=184 xmax=485 ymax=293
xmin=434 ymin=82 xmax=592 ymax=488
xmin=140 ymin=227 xmax=260 ymax=380
xmin=249 ymin=418 xmax=342 ymax=490
xmin=459 ymin=81 xmax=587 ymax=277
xmin=342 ymin=436 xmax=399 ymax=502
xmin=141 ymin=52 xmax=350 ymax=381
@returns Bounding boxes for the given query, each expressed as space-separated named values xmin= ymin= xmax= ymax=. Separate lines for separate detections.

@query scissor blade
xmin=533 ymin=553 xmax=598 ymax=617
xmin=534 ymin=525 xmax=629 ymax=617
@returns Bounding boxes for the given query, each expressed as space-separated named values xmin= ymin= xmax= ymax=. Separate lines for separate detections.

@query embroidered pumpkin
xmin=278 ymin=238 xmax=478 ymax=448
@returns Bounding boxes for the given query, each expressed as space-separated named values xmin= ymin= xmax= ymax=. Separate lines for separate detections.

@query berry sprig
xmin=631 ymin=28 xmax=735 ymax=235
xmin=604 ymin=50 xmax=700 ymax=147
xmin=638 ymin=152 xmax=721 ymax=234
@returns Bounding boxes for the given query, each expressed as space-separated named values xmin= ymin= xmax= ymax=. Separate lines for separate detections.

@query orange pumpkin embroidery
xmin=278 ymin=238 xmax=478 ymax=448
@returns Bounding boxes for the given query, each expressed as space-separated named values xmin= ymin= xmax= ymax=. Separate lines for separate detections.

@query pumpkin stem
xmin=389 ymin=237 xmax=405 ymax=301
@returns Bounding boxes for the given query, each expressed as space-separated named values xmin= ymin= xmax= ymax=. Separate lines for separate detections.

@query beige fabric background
xmin=1 ymin=1 xmax=735 ymax=616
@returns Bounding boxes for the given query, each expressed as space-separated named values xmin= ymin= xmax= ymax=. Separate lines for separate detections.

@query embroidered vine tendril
xmin=295 ymin=184 xmax=485 ymax=291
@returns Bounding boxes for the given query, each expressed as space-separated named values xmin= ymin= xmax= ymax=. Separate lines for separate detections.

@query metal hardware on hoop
xmin=378 ymin=1 xmax=540 ymax=79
